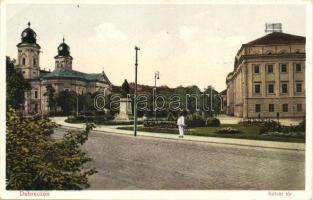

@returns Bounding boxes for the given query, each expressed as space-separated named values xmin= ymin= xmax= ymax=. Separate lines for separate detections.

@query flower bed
xmin=216 ymin=127 xmax=240 ymax=134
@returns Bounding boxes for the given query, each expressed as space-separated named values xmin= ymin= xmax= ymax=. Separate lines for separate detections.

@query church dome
xmin=20 ymin=22 xmax=37 ymax=44
xmin=57 ymin=37 xmax=71 ymax=56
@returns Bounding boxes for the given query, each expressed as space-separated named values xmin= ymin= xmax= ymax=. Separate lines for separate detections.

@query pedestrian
xmin=177 ymin=112 xmax=186 ymax=138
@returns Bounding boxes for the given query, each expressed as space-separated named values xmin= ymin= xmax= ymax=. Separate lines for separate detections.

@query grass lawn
xmin=117 ymin=124 xmax=305 ymax=143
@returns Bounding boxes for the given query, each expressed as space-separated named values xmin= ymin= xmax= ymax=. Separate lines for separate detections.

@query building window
xmin=22 ymin=71 xmax=25 ymax=74
xmin=254 ymin=65 xmax=260 ymax=74
xmin=22 ymin=58 xmax=26 ymax=65
xmin=280 ymin=64 xmax=288 ymax=73
xmin=254 ymin=84 xmax=261 ymax=94
xmin=295 ymin=64 xmax=302 ymax=72
xmin=282 ymin=104 xmax=288 ymax=112
xmin=268 ymin=84 xmax=274 ymax=94
xmin=34 ymin=91 xmax=38 ymax=99
xmin=269 ymin=104 xmax=274 ymax=112
xmin=267 ymin=64 xmax=273 ymax=73
xmin=296 ymin=83 xmax=302 ymax=93
xmin=297 ymin=104 xmax=302 ymax=112
xmin=281 ymin=83 xmax=288 ymax=94
xmin=33 ymin=58 xmax=37 ymax=67
xmin=255 ymin=104 xmax=261 ymax=113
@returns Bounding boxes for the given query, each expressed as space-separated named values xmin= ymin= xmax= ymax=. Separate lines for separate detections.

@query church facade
xmin=17 ymin=22 xmax=112 ymax=115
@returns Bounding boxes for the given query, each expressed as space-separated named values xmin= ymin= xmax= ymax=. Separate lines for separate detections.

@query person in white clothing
xmin=177 ymin=112 xmax=186 ymax=138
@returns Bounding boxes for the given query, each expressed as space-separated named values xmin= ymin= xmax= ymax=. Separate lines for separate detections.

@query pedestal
xmin=115 ymin=98 xmax=132 ymax=120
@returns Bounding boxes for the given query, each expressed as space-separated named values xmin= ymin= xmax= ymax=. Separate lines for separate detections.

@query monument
xmin=115 ymin=79 xmax=133 ymax=120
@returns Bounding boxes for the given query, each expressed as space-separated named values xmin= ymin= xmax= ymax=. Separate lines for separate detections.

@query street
xmin=54 ymin=127 xmax=304 ymax=190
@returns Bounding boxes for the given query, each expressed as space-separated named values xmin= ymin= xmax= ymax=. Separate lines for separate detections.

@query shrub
xmin=216 ymin=127 xmax=240 ymax=134
xmin=186 ymin=114 xmax=206 ymax=127
xmin=143 ymin=120 xmax=177 ymax=129
xmin=259 ymin=120 xmax=282 ymax=134
xmin=297 ymin=119 xmax=305 ymax=132
xmin=6 ymin=108 xmax=96 ymax=190
xmin=65 ymin=116 xmax=141 ymax=125
xmin=206 ymin=117 xmax=220 ymax=127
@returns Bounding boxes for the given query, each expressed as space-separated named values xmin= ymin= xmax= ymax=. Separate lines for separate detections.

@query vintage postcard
xmin=0 ymin=0 xmax=312 ymax=199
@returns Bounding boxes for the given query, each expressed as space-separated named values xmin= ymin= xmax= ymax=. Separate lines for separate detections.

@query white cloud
xmin=91 ymin=22 xmax=126 ymax=42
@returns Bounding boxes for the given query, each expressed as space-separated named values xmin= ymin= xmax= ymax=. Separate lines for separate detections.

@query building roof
xmin=245 ymin=32 xmax=305 ymax=46
xmin=41 ymin=69 xmax=111 ymax=84
xmin=55 ymin=37 xmax=72 ymax=58
xmin=17 ymin=22 xmax=41 ymax=48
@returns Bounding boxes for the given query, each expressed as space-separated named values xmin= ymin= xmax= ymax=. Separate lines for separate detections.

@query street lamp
xmin=134 ymin=46 xmax=140 ymax=137
xmin=209 ymin=85 xmax=214 ymax=117
xmin=154 ymin=70 xmax=160 ymax=120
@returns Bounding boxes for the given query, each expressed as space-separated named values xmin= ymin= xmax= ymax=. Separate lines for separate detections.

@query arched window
xmin=33 ymin=58 xmax=37 ymax=67
xmin=22 ymin=58 xmax=26 ymax=65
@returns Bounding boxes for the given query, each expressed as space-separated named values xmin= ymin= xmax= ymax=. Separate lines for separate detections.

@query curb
xmin=56 ymin=124 xmax=305 ymax=151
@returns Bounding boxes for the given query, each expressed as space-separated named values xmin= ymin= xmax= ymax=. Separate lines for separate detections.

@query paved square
xmin=54 ymin=127 xmax=304 ymax=190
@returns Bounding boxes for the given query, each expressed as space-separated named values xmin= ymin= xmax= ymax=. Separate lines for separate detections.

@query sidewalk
xmin=216 ymin=114 xmax=303 ymax=126
xmin=50 ymin=117 xmax=305 ymax=151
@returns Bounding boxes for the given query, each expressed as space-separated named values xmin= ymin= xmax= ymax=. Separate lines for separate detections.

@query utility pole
xmin=154 ymin=71 xmax=159 ymax=121
xmin=134 ymin=46 xmax=140 ymax=137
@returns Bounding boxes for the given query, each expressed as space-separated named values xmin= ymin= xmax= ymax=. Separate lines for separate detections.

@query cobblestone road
xmin=55 ymin=127 xmax=304 ymax=190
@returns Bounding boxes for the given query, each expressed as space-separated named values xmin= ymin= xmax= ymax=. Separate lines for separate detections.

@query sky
xmin=6 ymin=3 xmax=306 ymax=91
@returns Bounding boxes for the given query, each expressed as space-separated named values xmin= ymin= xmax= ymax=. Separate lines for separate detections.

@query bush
xmin=257 ymin=119 xmax=305 ymax=138
xmin=297 ymin=119 xmax=305 ymax=132
xmin=206 ymin=117 xmax=220 ymax=127
xmin=65 ymin=116 xmax=140 ymax=125
xmin=143 ymin=120 xmax=177 ymax=129
xmin=259 ymin=120 xmax=282 ymax=134
xmin=216 ymin=127 xmax=240 ymax=134
xmin=186 ymin=114 xmax=206 ymax=127
xmin=6 ymin=108 xmax=96 ymax=190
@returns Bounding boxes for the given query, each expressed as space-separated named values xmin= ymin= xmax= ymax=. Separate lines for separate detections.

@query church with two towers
xmin=17 ymin=22 xmax=112 ymax=115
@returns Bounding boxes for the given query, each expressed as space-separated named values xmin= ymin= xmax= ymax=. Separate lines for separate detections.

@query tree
xmin=6 ymin=108 xmax=96 ymax=190
xmin=6 ymin=56 xmax=31 ymax=110
xmin=203 ymin=86 xmax=221 ymax=116
xmin=56 ymin=90 xmax=77 ymax=115
xmin=44 ymin=84 xmax=57 ymax=115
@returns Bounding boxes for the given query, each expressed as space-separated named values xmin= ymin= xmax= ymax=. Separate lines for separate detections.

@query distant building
xmin=226 ymin=30 xmax=305 ymax=118
xmin=17 ymin=22 xmax=111 ymax=115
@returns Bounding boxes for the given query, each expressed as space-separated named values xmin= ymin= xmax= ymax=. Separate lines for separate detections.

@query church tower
xmin=54 ymin=37 xmax=73 ymax=70
xmin=17 ymin=22 xmax=41 ymax=80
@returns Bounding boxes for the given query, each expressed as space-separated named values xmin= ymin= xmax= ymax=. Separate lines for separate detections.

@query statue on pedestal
xmin=115 ymin=79 xmax=132 ymax=121
xmin=121 ymin=79 xmax=130 ymax=97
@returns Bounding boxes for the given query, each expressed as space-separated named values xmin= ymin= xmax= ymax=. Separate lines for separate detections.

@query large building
xmin=17 ymin=22 xmax=112 ymax=115
xmin=226 ymin=30 xmax=305 ymax=118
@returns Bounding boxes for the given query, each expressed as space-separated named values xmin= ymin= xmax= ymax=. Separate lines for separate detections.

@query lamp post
xmin=134 ymin=46 xmax=140 ymax=137
xmin=209 ymin=85 xmax=214 ymax=117
xmin=154 ymin=71 xmax=160 ymax=120
xmin=76 ymin=92 xmax=79 ymax=116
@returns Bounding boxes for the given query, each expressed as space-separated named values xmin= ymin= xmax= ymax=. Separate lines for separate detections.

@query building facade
xmin=17 ymin=22 xmax=112 ymax=115
xmin=226 ymin=31 xmax=305 ymax=118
